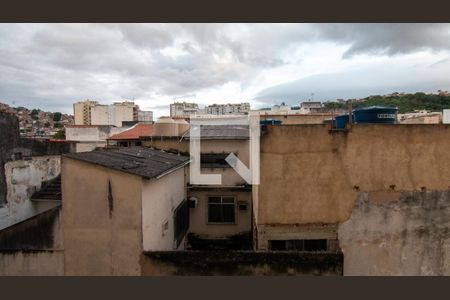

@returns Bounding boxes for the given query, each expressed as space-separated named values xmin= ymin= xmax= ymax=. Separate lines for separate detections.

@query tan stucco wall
xmin=62 ymin=157 xmax=143 ymax=275
xmin=257 ymin=124 xmax=450 ymax=225
xmin=188 ymin=190 xmax=252 ymax=238
xmin=143 ymin=137 xmax=189 ymax=153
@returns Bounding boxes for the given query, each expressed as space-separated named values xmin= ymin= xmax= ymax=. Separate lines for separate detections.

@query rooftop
xmin=64 ymin=147 xmax=190 ymax=179
xmin=65 ymin=125 xmax=115 ymax=128
xmin=183 ymin=125 xmax=249 ymax=140
xmin=108 ymin=123 xmax=153 ymax=140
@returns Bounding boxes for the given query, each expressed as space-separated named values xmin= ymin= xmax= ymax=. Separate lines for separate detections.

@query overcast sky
xmin=1 ymin=23 xmax=450 ymax=117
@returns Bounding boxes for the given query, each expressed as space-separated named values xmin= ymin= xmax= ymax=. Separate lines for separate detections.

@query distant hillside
xmin=323 ymin=92 xmax=450 ymax=114
xmin=0 ymin=102 xmax=73 ymax=137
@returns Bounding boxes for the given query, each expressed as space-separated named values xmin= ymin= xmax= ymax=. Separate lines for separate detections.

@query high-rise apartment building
xmin=170 ymin=102 xmax=200 ymax=117
xmin=73 ymin=100 xmax=98 ymax=125
xmin=205 ymin=102 xmax=250 ymax=115
xmin=73 ymin=100 xmax=152 ymax=127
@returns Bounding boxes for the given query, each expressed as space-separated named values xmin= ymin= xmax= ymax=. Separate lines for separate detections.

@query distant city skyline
xmin=1 ymin=23 xmax=450 ymax=118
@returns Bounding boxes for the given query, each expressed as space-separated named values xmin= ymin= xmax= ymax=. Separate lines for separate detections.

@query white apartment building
xmin=73 ymin=100 xmax=152 ymax=127
xmin=205 ymin=103 xmax=250 ymax=115
xmin=138 ymin=110 xmax=153 ymax=123
xmin=170 ymin=102 xmax=200 ymax=117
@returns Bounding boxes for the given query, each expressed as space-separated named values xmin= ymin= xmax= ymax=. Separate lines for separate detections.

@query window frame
xmin=200 ymin=153 xmax=232 ymax=169
xmin=206 ymin=195 xmax=237 ymax=225
xmin=173 ymin=199 xmax=189 ymax=247
xmin=268 ymin=239 xmax=329 ymax=252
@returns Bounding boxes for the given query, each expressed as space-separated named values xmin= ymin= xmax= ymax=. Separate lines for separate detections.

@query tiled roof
xmin=108 ymin=123 xmax=153 ymax=140
xmin=65 ymin=125 xmax=113 ymax=128
xmin=183 ymin=125 xmax=249 ymax=140
xmin=64 ymin=147 xmax=189 ymax=179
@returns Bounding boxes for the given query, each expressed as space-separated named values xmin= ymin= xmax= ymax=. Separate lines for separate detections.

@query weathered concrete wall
xmin=0 ymin=250 xmax=64 ymax=275
xmin=141 ymin=251 xmax=343 ymax=276
xmin=339 ymin=191 xmax=450 ymax=275
xmin=143 ymin=137 xmax=189 ymax=154
xmin=0 ymin=207 xmax=63 ymax=275
xmin=256 ymin=124 xmax=450 ymax=274
xmin=1 ymin=111 xmax=70 ymax=208
xmin=62 ymin=157 xmax=143 ymax=275
xmin=0 ymin=112 xmax=21 ymax=206
xmin=0 ymin=206 xmax=62 ymax=250
xmin=0 ymin=156 xmax=61 ymax=230
xmin=257 ymin=124 xmax=450 ymax=225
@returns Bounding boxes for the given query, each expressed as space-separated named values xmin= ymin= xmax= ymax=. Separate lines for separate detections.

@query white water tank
xmin=153 ymin=117 xmax=178 ymax=136
xmin=174 ymin=119 xmax=190 ymax=136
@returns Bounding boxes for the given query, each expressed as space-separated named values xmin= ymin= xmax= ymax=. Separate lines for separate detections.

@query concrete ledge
xmin=142 ymin=250 xmax=343 ymax=276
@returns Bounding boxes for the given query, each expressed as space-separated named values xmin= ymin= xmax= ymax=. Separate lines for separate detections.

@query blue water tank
xmin=353 ymin=106 xmax=398 ymax=124
xmin=335 ymin=114 xmax=351 ymax=129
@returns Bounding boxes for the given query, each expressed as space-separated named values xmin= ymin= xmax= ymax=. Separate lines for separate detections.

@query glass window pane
xmin=222 ymin=197 xmax=235 ymax=204
xmin=208 ymin=204 xmax=222 ymax=222
xmin=222 ymin=205 xmax=235 ymax=223
xmin=208 ymin=197 xmax=221 ymax=203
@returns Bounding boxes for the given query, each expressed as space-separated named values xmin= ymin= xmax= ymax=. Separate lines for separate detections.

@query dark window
xmin=201 ymin=153 xmax=231 ymax=168
xmin=269 ymin=239 xmax=328 ymax=251
xmin=208 ymin=196 xmax=235 ymax=224
xmin=304 ymin=239 xmax=327 ymax=251
xmin=13 ymin=152 xmax=22 ymax=160
xmin=174 ymin=200 xmax=189 ymax=247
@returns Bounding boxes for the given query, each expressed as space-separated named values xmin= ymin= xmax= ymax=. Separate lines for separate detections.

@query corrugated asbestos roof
xmin=183 ymin=125 xmax=249 ymax=139
xmin=64 ymin=147 xmax=190 ymax=179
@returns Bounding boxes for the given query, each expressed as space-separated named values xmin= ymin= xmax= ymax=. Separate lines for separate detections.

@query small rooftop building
xmin=299 ymin=101 xmax=323 ymax=114
xmin=62 ymin=147 xmax=190 ymax=275
xmin=65 ymin=125 xmax=130 ymax=152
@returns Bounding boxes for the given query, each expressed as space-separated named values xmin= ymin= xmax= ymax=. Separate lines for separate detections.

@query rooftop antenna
xmin=311 ymin=93 xmax=314 ymax=102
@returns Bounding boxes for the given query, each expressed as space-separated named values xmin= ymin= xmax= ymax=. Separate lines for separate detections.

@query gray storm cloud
xmin=0 ymin=23 xmax=450 ymax=112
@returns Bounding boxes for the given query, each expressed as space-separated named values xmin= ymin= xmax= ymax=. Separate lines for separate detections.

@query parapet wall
xmin=0 ymin=250 xmax=64 ymax=275
xmin=257 ymin=124 xmax=450 ymax=225
xmin=339 ymin=191 xmax=450 ymax=275
xmin=142 ymin=251 xmax=343 ymax=276
xmin=257 ymin=124 xmax=450 ymax=275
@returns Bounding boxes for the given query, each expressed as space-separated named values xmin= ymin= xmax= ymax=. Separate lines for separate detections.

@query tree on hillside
xmin=323 ymin=93 xmax=450 ymax=113
xmin=53 ymin=129 xmax=65 ymax=139
xmin=31 ymin=109 xmax=40 ymax=120
xmin=53 ymin=112 xmax=62 ymax=122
